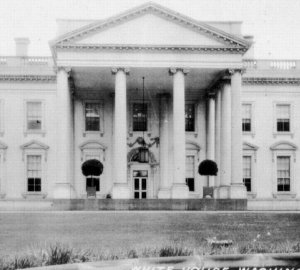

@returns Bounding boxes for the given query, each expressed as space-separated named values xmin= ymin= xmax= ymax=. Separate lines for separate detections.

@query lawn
xmin=0 ymin=211 xmax=299 ymax=258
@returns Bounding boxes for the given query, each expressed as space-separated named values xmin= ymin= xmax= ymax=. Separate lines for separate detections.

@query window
xmin=185 ymin=156 xmax=195 ymax=192
xmin=277 ymin=156 xmax=290 ymax=192
xmin=27 ymin=155 xmax=42 ymax=192
xmin=132 ymin=103 xmax=147 ymax=132
xmin=243 ymin=156 xmax=252 ymax=192
xmin=276 ymin=104 xmax=290 ymax=132
xmin=85 ymin=103 xmax=101 ymax=131
xmin=185 ymin=104 xmax=195 ymax=132
xmin=242 ymin=104 xmax=251 ymax=132
xmin=27 ymin=102 xmax=42 ymax=130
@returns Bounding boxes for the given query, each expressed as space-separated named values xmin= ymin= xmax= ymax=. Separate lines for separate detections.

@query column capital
xmin=227 ymin=68 xmax=246 ymax=76
xmin=111 ymin=67 xmax=130 ymax=75
xmin=206 ymin=90 xmax=216 ymax=99
xmin=169 ymin=67 xmax=190 ymax=75
xmin=54 ymin=66 xmax=71 ymax=76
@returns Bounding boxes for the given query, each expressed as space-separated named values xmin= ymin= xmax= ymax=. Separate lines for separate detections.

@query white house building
xmin=0 ymin=2 xmax=300 ymax=210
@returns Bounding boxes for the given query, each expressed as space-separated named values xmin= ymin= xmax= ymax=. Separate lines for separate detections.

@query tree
xmin=198 ymin=160 xmax=218 ymax=176
xmin=81 ymin=159 xmax=103 ymax=177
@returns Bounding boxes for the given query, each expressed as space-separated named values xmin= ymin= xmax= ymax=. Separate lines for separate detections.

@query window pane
xmin=27 ymin=102 xmax=42 ymax=130
xmin=185 ymin=104 xmax=195 ymax=132
xmin=142 ymin=178 xmax=147 ymax=190
xmin=27 ymin=156 xmax=42 ymax=192
xmin=276 ymin=105 xmax=290 ymax=132
xmin=277 ymin=156 xmax=290 ymax=192
xmin=141 ymin=192 xmax=147 ymax=199
xmin=132 ymin=103 xmax=147 ymax=131
xmin=242 ymin=119 xmax=251 ymax=132
xmin=243 ymin=156 xmax=251 ymax=192
xmin=185 ymin=156 xmax=195 ymax=178
xmin=134 ymin=192 xmax=139 ymax=199
xmin=85 ymin=103 xmax=100 ymax=131
xmin=134 ymin=178 xmax=139 ymax=190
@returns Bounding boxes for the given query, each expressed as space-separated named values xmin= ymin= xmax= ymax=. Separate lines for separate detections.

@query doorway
xmin=133 ymin=170 xmax=148 ymax=199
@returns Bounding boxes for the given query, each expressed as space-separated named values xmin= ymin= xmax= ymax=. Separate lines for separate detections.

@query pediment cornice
xmin=55 ymin=43 xmax=247 ymax=54
xmin=50 ymin=2 xmax=250 ymax=58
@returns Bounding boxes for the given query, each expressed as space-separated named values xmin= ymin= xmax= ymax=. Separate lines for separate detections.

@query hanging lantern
xmin=138 ymin=146 xmax=149 ymax=163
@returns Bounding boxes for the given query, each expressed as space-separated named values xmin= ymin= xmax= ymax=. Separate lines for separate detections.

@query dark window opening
xmin=186 ymin=178 xmax=195 ymax=192
xmin=133 ymin=103 xmax=147 ymax=132
xmin=185 ymin=104 xmax=195 ymax=132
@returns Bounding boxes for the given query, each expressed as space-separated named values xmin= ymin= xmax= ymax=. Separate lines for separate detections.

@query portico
xmin=51 ymin=2 xmax=250 ymax=200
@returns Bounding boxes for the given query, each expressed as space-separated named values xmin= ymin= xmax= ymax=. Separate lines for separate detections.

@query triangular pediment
xmin=51 ymin=2 xmax=250 ymax=52
xmin=270 ymin=141 xmax=297 ymax=151
xmin=243 ymin=142 xmax=259 ymax=151
xmin=21 ymin=140 xmax=49 ymax=150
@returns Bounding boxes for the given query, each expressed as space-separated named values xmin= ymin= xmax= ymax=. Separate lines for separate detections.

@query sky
xmin=0 ymin=0 xmax=300 ymax=59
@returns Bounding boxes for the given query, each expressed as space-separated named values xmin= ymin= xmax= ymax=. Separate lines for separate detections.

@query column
xmin=111 ymin=67 xmax=130 ymax=199
xmin=229 ymin=70 xmax=247 ymax=198
xmin=158 ymin=94 xmax=171 ymax=198
xmin=214 ymin=88 xmax=221 ymax=189
xmin=206 ymin=92 xmax=215 ymax=187
xmin=170 ymin=68 xmax=189 ymax=199
xmin=218 ymin=81 xmax=231 ymax=198
xmin=54 ymin=67 xmax=74 ymax=198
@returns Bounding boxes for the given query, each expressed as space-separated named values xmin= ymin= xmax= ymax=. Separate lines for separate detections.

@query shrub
xmin=46 ymin=244 xmax=73 ymax=265
xmin=159 ymin=246 xmax=193 ymax=257
xmin=81 ymin=159 xmax=103 ymax=177
xmin=198 ymin=160 xmax=218 ymax=176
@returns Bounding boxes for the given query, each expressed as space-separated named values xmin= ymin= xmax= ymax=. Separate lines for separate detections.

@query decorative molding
xmin=79 ymin=140 xmax=107 ymax=161
xmin=243 ymin=141 xmax=259 ymax=162
xmin=270 ymin=141 xmax=297 ymax=162
xmin=242 ymin=77 xmax=300 ymax=85
xmin=55 ymin=44 xmax=247 ymax=54
xmin=20 ymin=140 xmax=49 ymax=161
xmin=111 ymin=67 xmax=130 ymax=75
xmin=228 ymin=68 xmax=246 ymax=75
xmin=206 ymin=90 xmax=216 ymax=99
xmin=169 ymin=67 xmax=190 ymax=75
xmin=53 ymin=66 xmax=72 ymax=75
xmin=0 ymin=75 xmax=56 ymax=82
xmin=127 ymin=147 xmax=157 ymax=164
xmin=51 ymin=3 xmax=250 ymax=49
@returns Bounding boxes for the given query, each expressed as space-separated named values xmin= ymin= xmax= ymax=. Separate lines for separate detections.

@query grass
xmin=0 ymin=212 xmax=300 ymax=268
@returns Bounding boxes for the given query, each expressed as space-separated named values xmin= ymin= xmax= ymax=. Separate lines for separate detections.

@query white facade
xmin=0 ymin=3 xmax=299 ymax=210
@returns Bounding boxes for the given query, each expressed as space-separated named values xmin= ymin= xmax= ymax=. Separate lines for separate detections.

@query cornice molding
xmin=0 ymin=75 xmax=56 ymax=82
xmin=55 ymin=43 xmax=247 ymax=54
xmin=242 ymin=77 xmax=300 ymax=85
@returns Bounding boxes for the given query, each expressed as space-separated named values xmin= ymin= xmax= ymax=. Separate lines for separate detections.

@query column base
xmin=171 ymin=184 xmax=189 ymax=199
xmin=111 ymin=183 xmax=130 ymax=199
xmin=229 ymin=184 xmax=247 ymax=199
xmin=53 ymin=183 xmax=75 ymax=199
xmin=214 ymin=185 xmax=230 ymax=199
xmin=157 ymin=188 xmax=171 ymax=199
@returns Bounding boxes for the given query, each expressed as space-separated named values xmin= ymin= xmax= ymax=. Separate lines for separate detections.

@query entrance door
xmin=133 ymin=170 xmax=148 ymax=199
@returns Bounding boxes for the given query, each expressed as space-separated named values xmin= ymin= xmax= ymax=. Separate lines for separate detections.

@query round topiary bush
xmin=81 ymin=159 xmax=103 ymax=177
xmin=198 ymin=159 xmax=218 ymax=176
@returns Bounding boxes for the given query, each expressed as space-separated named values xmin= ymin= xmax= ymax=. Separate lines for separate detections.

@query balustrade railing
xmin=243 ymin=59 xmax=300 ymax=70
